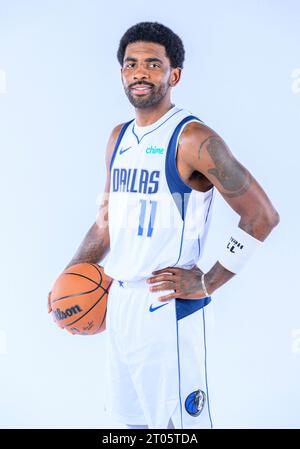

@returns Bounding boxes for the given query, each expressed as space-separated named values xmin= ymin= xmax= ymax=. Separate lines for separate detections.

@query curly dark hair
xmin=117 ymin=22 xmax=185 ymax=69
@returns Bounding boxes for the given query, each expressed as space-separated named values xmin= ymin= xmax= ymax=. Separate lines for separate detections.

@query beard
xmin=124 ymin=81 xmax=169 ymax=109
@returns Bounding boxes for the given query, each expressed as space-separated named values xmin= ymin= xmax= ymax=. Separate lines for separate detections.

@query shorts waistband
xmin=116 ymin=279 xmax=148 ymax=289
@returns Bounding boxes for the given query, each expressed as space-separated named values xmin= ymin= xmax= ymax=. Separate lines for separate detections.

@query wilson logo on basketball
xmin=53 ymin=305 xmax=82 ymax=321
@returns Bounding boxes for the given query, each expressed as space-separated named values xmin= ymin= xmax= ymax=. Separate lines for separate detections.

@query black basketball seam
xmin=64 ymin=272 xmax=100 ymax=286
xmin=64 ymin=289 xmax=107 ymax=327
xmin=90 ymin=277 xmax=112 ymax=334
xmin=51 ymin=267 xmax=111 ymax=304
xmin=91 ymin=263 xmax=113 ymax=293
xmin=90 ymin=263 xmax=113 ymax=294
xmin=65 ymin=263 xmax=101 ymax=284
xmin=90 ymin=264 xmax=103 ymax=285
xmin=51 ymin=284 xmax=102 ymax=304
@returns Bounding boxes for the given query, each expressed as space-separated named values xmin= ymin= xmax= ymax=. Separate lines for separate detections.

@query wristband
xmin=218 ymin=226 xmax=262 ymax=274
xmin=201 ymin=273 xmax=210 ymax=297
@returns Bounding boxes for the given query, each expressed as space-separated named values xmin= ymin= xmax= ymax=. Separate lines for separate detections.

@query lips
xmin=130 ymin=84 xmax=153 ymax=94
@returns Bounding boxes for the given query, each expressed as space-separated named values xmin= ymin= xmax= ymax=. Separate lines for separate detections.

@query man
xmin=51 ymin=22 xmax=279 ymax=429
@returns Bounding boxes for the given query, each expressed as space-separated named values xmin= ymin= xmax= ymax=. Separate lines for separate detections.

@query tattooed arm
xmin=147 ymin=123 xmax=279 ymax=300
xmin=47 ymin=124 xmax=124 ymax=313
xmin=177 ymin=122 xmax=280 ymax=294
xmin=64 ymin=123 xmax=125 ymax=270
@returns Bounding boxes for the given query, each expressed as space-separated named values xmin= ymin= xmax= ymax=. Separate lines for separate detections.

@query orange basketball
xmin=49 ymin=263 xmax=112 ymax=335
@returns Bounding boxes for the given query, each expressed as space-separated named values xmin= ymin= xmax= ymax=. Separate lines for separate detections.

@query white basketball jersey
xmin=104 ymin=106 xmax=214 ymax=282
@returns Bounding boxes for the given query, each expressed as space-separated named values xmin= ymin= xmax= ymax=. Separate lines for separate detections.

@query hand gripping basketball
xmin=49 ymin=263 xmax=112 ymax=336
xmin=47 ymin=291 xmax=52 ymax=314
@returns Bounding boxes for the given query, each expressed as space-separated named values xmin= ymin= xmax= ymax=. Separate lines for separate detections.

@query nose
xmin=133 ymin=63 xmax=150 ymax=81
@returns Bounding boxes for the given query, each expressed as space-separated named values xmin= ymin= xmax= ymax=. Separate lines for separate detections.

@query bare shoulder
xmin=180 ymin=120 xmax=210 ymax=138
xmin=179 ymin=120 xmax=225 ymax=154
xmin=178 ymin=119 xmax=254 ymax=199
xmin=178 ymin=120 xmax=236 ymax=170
xmin=111 ymin=122 xmax=126 ymax=139
xmin=178 ymin=119 xmax=279 ymax=236
xmin=107 ymin=123 xmax=126 ymax=149
xmin=105 ymin=122 xmax=126 ymax=167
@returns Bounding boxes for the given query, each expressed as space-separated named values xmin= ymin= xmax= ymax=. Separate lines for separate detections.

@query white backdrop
xmin=0 ymin=0 xmax=299 ymax=428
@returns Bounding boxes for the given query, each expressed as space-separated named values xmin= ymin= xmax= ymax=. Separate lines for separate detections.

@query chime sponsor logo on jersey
xmin=145 ymin=145 xmax=164 ymax=155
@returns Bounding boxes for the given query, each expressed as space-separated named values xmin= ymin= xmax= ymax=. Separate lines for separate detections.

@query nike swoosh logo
xmin=119 ymin=146 xmax=132 ymax=155
xmin=149 ymin=303 xmax=169 ymax=312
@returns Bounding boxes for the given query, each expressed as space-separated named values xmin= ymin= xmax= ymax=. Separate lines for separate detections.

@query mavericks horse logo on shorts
xmin=185 ymin=389 xmax=206 ymax=416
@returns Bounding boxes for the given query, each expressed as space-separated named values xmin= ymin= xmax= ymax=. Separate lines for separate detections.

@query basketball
xmin=49 ymin=263 xmax=112 ymax=335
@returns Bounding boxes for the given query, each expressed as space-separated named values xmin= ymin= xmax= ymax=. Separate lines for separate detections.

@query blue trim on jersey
xmin=175 ymin=318 xmax=184 ymax=429
xmin=165 ymin=115 xmax=202 ymax=220
xmin=167 ymin=115 xmax=202 ymax=268
xmin=197 ymin=188 xmax=214 ymax=260
xmin=109 ymin=120 xmax=134 ymax=172
xmin=171 ymin=215 xmax=186 ymax=268
xmin=175 ymin=296 xmax=211 ymax=321
xmin=131 ymin=108 xmax=184 ymax=144
xmin=165 ymin=115 xmax=212 ymax=320
xmin=202 ymin=308 xmax=213 ymax=428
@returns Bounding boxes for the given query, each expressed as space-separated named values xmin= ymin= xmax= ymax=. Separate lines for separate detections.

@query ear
xmin=120 ymin=66 xmax=124 ymax=83
xmin=169 ymin=68 xmax=182 ymax=87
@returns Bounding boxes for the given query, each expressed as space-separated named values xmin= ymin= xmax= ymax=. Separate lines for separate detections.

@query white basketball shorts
xmin=103 ymin=278 xmax=213 ymax=429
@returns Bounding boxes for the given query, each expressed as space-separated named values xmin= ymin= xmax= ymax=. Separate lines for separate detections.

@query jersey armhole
xmin=166 ymin=115 xmax=203 ymax=194
xmin=109 ymin=119 xmax=134 ymax=172
xmin=165 ymin=116 xmax=203 ymax=219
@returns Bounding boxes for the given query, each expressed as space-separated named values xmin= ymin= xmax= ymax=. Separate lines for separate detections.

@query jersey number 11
xmin=138 ymin=199 xmax=158 ymax=238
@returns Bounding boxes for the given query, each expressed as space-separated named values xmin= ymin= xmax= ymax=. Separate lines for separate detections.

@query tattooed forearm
xmin=67 ymin=239 xmax=105 ymax=267
xmin=205 ymin=261 xmax=235 ymax=294
xmin=65 ymin=223 xmax=109 ymax=269
xmin=199 ymin=135 xmax=252 ymax=198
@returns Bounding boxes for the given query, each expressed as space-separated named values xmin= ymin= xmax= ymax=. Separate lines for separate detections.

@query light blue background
xmin=0 ymin=0 xmax=299 ymax=428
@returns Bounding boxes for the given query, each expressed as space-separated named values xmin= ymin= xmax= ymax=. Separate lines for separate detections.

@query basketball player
xmin=49 ymin=22 xmax=279 ymax=429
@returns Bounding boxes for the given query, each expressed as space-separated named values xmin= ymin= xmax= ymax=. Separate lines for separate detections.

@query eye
xmin=124 ymin=63 xmax=135 ymax=69
xmin=149 ymin=63 xmax=160 ymax=68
